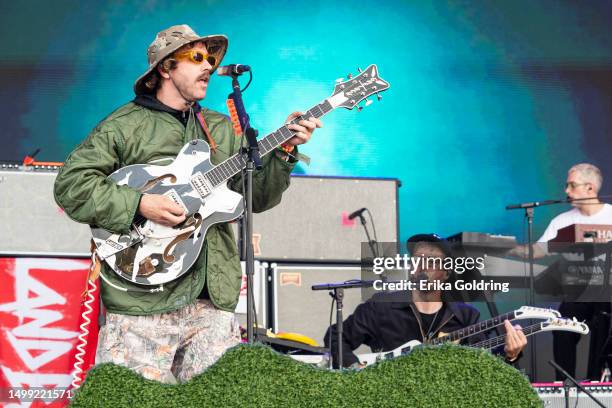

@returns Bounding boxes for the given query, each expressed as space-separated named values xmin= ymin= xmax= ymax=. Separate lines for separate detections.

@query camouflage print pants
xmin=95 ymin=300 xmax=241 ymax=384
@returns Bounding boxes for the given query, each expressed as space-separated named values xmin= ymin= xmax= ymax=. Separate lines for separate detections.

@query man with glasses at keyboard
xmin=54 ymin=24 xmax=322 ymax=383
xmin=539 ymin=163 xmax=612 ymax=243
xmin=539 ymin=164 xmax=611 ymax=380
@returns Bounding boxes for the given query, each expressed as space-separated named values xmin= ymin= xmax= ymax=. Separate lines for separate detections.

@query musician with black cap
xmin=324 ymin=233 xmax=527 ymax=368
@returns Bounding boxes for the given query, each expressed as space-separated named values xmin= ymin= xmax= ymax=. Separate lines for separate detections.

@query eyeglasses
xmin=565 ymin=182 xmax=589 ymax=190
xmin=174 ymin=50 xmax=216 ymax=67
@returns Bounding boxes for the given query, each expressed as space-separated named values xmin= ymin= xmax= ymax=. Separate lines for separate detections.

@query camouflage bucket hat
xmin=134 ymin=24 xmax=228 ymax=95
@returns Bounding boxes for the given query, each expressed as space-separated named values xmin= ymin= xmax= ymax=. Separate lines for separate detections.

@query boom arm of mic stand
xmin=549 ymin=360 xmax=607 ymax=408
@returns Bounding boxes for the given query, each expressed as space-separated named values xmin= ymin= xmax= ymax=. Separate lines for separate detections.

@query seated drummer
xmin=324 ymin=233 xmax=527 ymax=368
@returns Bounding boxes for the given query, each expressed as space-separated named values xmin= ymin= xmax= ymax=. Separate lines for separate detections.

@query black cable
xmin=241 ymin=71 xmax=253 ymax=92
xmin=365 ymin=208 xmax=380 ymax=258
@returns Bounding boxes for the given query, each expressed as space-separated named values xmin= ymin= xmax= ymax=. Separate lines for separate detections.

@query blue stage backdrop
xmin=1 ymin=0 xmax=611 ymax=243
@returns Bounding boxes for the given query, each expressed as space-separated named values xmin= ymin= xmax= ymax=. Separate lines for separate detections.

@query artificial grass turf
xmin=70 ymin=343 xmax=542 ymax=408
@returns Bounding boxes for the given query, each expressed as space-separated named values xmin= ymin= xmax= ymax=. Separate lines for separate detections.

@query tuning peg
xmin=377 ymin=93 xmax=382 ymax=101
xmin=357 ymin=105 xmax=363 ymax=112
xmin=347 ymin=73 xmax=353 ymax=79
xmin=336 ymin=78 xmax=345 ymax=83
xmin=357 ymin=67 xmax=363 ymax=73
xmin=365 ymin=99 xmax=373 ymax=107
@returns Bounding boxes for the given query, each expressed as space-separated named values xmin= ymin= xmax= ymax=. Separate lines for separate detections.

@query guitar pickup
xmin=93 ymin=229 xmax=144 ymax=259
xmin=190 ymin=172 xmax=213 ymax=199
xmin=164 ymin=189 xmax=188 ymax=213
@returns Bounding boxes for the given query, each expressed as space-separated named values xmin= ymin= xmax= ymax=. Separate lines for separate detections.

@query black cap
xmin=406 ymin=233 xmax=453 ymax=258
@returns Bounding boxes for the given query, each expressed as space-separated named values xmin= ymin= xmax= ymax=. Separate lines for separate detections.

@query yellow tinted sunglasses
xmin=174 ymin=50 xmax=217 ymax=66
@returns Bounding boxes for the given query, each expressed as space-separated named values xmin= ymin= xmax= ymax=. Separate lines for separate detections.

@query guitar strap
xmin=81 ymin=240 xmax=102 ymax=299
xmin=196 ymin=111 xmax=218 ymax=154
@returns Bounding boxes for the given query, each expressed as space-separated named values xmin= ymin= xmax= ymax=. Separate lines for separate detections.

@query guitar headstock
xmin=540 ymin=318 xmax=589 ymax=335
xmin=515 ymin=306 xmax=561 ymax=320
xmin=327 ymin=64 xmax=390 ymax=110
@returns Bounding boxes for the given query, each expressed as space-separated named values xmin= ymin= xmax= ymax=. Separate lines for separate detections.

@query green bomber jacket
xmin=54 ymin=99 xmax=295 ymax=315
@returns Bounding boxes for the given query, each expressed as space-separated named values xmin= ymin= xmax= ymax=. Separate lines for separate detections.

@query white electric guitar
xmin=358 ymin=306 xmax=562 ymax=366
xmin=90 ymin=65 xmax=390 ymax=285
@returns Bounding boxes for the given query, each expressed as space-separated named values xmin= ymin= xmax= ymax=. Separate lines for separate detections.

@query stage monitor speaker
xmin=247 ymin=175 xmax=400 ymax=262
xmin=270 ymin=263 xmax=368 ymax=347
xmin=0 ymin=169 xmax=91 ymax=256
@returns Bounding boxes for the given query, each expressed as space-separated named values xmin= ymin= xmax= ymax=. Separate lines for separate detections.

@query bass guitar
xmin=358 ymin=306 xmax=562 ymax=366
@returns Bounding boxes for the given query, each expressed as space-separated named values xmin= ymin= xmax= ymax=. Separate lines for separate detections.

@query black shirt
xmin=418 ymin=304 xmax=447 ymax=340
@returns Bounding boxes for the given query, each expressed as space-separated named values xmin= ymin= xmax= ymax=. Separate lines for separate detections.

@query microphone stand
xmin=549 ymin=360 xmax=606 ymax=408
xmin=312 ymin=280 xmax=379 ymax=369
xmin=507 ymin=203 xmax=542 ymax=379
xmin=229 ymin=72 xmax=262 ymax=344
xmin=356 ymin=213 xmax=379 ymax=259
xmin=506 ymin=198 xmax=568 ymax=381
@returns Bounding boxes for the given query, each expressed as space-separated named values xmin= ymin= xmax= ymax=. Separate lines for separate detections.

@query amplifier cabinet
xmin=0 ymin=170 xmax=91 ymax=256
xmin=250 ymin=175 xmax=399 ymax=262
xmin=270 ymin=263 xmax=368 ymax=347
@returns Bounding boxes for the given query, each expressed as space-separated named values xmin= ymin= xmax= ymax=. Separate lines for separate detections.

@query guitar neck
xmin=204 ymin=99 xmax=334 ymax=186
xmin=429 ymin=310 xmax=518 ymax=345
xmin=472 ymin=323 xmax=542 ymax=350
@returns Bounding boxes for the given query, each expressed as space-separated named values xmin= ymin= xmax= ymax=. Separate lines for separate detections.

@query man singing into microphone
xmin=54 ymin=24 xmax=322 ymax=383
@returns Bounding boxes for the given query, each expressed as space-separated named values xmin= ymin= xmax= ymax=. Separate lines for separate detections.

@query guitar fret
xmin=263 ymin=137 xmax=273 ymax=151
xmin=230 ymin=157 xmax=241 ymax=176
xmin=280 ymin=126 xmax=293 ymax=139
xmin=226 ymin=159 xmax=236 ymax=175
xmin=272 ymin=131 xmax=283 ymax=145
xmin=214 ymin=166 xmax=224 ymax=182
xmin=216 ymin=168 xmax=224 ymax=184
xmin=210 ymin=170 xmax=219 ymax=186
xmin=272 ymin=129 xmax=283 ymax=144
xmin=220 ymin=164 xmax=230 ymax=180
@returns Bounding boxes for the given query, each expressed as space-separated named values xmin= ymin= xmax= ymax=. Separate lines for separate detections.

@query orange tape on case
xmin=226 ymin=98 xmax=243 ymax=136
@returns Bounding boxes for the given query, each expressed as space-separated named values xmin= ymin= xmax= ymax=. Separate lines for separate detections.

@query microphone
xmin=217 ymin=64 xmax=251 ymax=77
xmin=505 ymin=199 xmax=564 ymax=210
xmin=348 ymin=207 xmax=367 ymax=220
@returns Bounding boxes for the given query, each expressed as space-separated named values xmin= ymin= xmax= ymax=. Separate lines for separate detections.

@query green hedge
xmin=70 ymin=344 xmax=542 ymax=407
